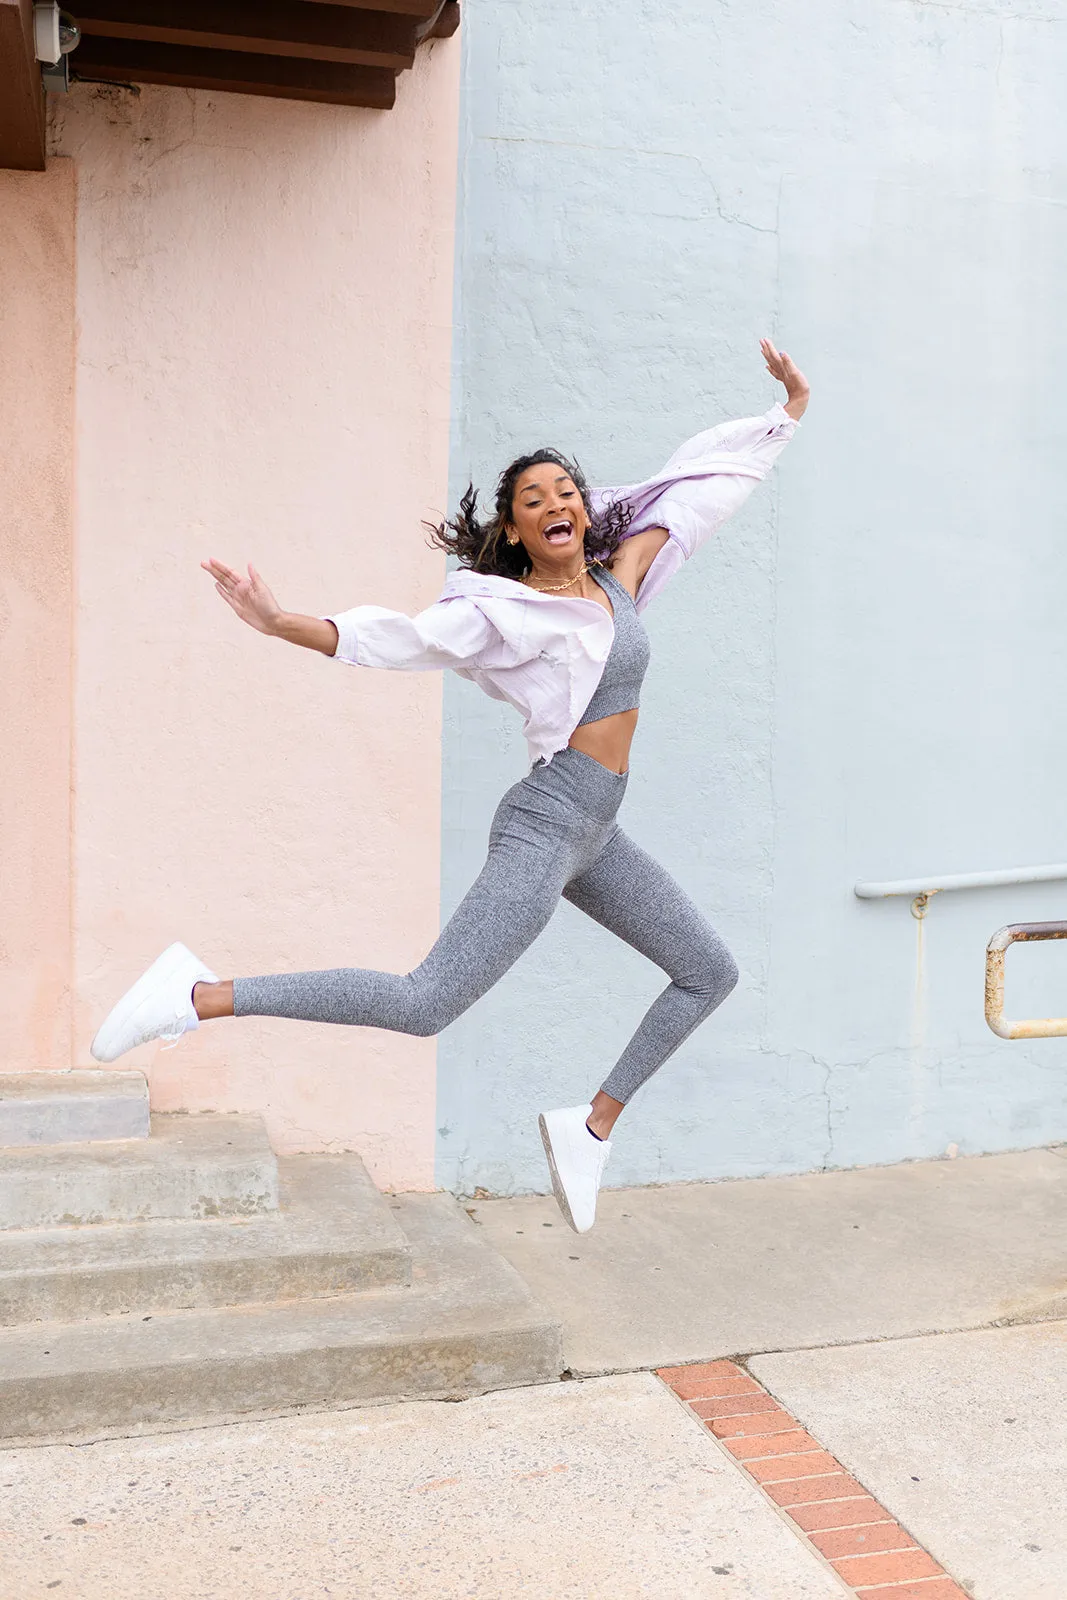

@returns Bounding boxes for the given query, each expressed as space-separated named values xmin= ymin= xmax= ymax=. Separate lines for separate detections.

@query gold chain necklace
xmin=523 ymin=559 xmax=599 ymax=594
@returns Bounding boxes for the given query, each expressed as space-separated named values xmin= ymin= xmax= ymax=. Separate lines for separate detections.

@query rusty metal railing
xmin=984 ymin=922 xmax=1067 ymax=1039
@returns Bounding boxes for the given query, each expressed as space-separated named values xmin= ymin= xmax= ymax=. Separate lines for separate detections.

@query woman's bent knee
xmin=688 ymin=938 xmax=739 ymax=1009
xmin=400 ymin=996 xmax=452 ymax=1038
xmin=400 ymin=975 xmax=466 ymax=1038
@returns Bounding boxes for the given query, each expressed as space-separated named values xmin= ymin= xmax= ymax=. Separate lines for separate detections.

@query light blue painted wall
xmin=436 ymin=0 xmax=1067 ymax=1194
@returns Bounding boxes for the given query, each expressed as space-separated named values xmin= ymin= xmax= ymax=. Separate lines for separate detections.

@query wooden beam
xmin=301 ymin=0 xmax=438 ymax=17
xmin=73 ymin=35 xmax=397 ymax=106
xmin=76 ymin=1 xmax=418 ymax=70
xmin=0 ymin=0 xmax=45 ymax=171
xmin=423 ymin=2 xmax=459 ymax=40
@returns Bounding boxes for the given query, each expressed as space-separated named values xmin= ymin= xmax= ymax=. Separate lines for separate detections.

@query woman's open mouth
xmin=543 ymin=520 xmax=574 ymax=546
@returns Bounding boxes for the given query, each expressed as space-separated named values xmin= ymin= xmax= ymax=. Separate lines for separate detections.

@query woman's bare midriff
xmin=568 ymin=709 xmax=639 ymax=775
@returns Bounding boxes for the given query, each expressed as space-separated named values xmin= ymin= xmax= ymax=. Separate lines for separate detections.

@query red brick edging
xmin=657 ymin=1360 xmax=969 ymax=1599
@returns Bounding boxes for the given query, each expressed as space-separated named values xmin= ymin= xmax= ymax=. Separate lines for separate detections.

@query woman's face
xmin=507 ymin=462 xmax=590 ymax=568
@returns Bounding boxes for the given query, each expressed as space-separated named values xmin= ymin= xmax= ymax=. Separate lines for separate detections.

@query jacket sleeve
xmin=326 ymin=597 xmax=497 ymax=672
xmin=631 ymin=404 xmax=798 ymax=553
xmin=659 ymin=402 xmax=798 ymax=480
xmin=616 ymin=404 xmax=799 ymax=609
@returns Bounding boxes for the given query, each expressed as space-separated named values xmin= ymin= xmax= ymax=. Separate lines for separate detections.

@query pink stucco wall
xmin=50 ymin=45 xmax=459 ymax=1189
xmin=0 ymin=161 xmax=76 ymax=1073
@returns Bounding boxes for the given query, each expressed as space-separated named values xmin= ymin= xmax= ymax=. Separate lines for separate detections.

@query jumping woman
xmin=92 ymin=339 xmax=809 ymax=1233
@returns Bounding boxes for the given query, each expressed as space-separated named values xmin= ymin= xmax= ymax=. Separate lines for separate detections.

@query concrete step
xmin=0 ymin=1155 xmax=410 ymax=1326
xmin=0 ymin=1071 xmax=149 ymax=1146
xmin=0 ymin=1114 xmax=278 ymax=1230
xmin=0 ymin=1193 xmax=564 ymax=1441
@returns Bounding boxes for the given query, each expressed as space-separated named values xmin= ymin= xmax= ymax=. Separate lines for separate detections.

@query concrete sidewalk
xmin=467 ymin=1145 xmax=1067 ymax=1372
xmin=752 ymin=1320 xmax=1067 ymax=1600
xmin=5 ymin=1145 xmax=1064 ymax=1597
xmin=2 ymin=1374 xmax=846 ymax=1599
xmin=469 ymin=1143 xmax=1067 ymax=1596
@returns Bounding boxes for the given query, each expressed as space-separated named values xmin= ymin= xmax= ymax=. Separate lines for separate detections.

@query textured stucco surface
xmin=437 ymin=0 xmax=1067 ymax=1192
xmin=0 ymin=161 xmax=76 ymax=1072
xmin=50 ymin=48 xmax=459 ymax=1187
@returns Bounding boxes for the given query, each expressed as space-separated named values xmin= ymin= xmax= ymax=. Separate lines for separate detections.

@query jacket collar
xmin=441 ymin=567 xmax=598 ymax=605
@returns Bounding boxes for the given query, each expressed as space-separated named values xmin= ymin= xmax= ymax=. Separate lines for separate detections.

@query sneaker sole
xmin=538 ymin=1113 xmax=579 ymax=1234
xmin=90 ymin=943 xmax=196 ymax=1063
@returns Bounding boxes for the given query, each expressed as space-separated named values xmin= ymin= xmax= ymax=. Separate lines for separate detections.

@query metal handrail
xmin=985 ymin=922 xmax=1067 ymax=1039
xmin=855 ymin=863 xmax=1067 ymax=920
xmin=855 ymin=863 xmax=1067 ymax=900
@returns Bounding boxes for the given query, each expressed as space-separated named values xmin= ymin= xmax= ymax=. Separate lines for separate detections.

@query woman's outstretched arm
xmin=203 ymin=558 xmax=501 ymax=672
xmin=202 ymin=560 xmax=339 ymax=656
xmin=614 ymin=341 xmax=809 ymax=595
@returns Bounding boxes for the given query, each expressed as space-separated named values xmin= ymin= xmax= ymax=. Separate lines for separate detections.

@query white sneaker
xmin=538 ymin=1104 xmax=611 ymax=1234
xmin=90 ymin=943 xmax=218 ymax=1063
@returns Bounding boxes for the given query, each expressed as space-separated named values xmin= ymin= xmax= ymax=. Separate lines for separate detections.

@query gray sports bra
xmin=576 ymin=565 xmax=651 ymax=726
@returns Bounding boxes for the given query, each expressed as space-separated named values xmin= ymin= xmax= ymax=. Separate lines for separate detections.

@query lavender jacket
xmin=328 ymin=403 xmax=798 ymax=764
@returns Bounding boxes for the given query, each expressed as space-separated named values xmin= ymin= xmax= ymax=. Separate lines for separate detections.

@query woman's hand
xmin=201 ymin=558 xmax=340 ymax=656
xmin=760 ymin=338 xmax=810 ymax=421
xmin=202 ymin=559 xmax=284 ymax=635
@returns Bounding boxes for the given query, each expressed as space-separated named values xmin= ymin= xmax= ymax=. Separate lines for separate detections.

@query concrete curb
xmin=0 ymin=1193 xmax=563 ymax=1441
xmin=0 ymin=1154 xmax=411 ymax=1325
xmin=0 ymin=1113 xmax=279 ymax=1228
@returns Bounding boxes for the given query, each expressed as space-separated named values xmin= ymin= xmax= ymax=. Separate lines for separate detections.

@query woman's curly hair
xmin=426 ymin=449 xmax=633 ymax=580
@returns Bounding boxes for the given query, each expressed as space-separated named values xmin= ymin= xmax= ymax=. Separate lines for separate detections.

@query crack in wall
xmin=481 ymin=135 xmax=777 ymax=233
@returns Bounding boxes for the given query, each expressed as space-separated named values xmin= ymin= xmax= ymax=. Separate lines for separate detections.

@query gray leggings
xmin=233 ymin=746 xmax=738 ymax=1103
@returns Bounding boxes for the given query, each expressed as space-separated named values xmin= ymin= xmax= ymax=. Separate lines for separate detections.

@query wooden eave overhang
xmin=0 ymin=0 xmax=459 ymax=170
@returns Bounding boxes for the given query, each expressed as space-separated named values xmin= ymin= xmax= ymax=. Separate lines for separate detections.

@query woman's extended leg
xmin=92 ymin=822 xmax=574 ymax=1062
xmin=562 ymin=826 xmax=739 ymax=1134
xmin=229 ymin=828 xmax=570 ymax=1034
